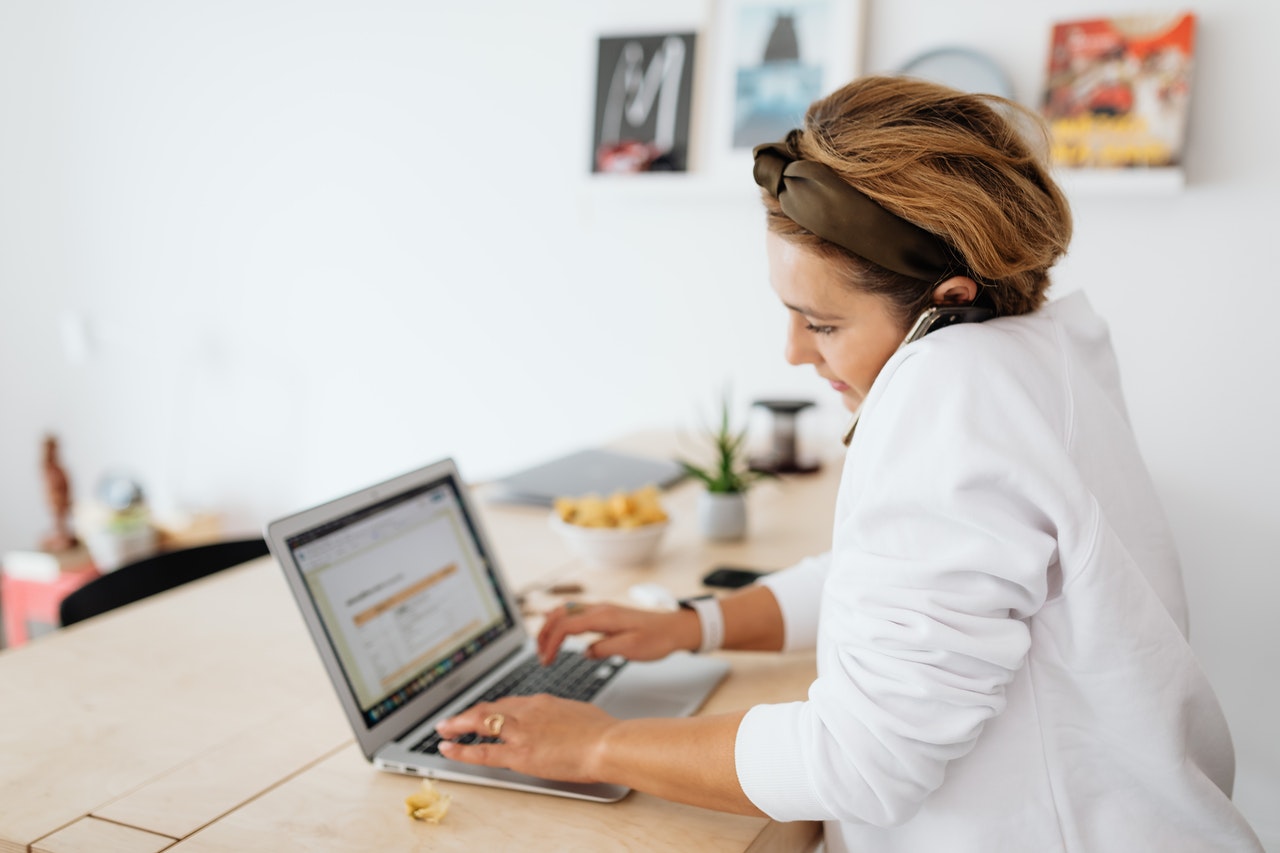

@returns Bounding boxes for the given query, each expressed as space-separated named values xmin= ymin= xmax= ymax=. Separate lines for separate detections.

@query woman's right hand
xmin=536 ymin=601 xmax=700 ymax=665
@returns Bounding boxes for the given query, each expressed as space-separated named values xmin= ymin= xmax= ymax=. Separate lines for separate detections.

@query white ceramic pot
xmin=697 ymin=491 xmax=747 ymax=541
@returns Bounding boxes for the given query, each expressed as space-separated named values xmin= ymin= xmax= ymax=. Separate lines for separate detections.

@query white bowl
xmin=550 ymin=515 xmax=669 ymax=568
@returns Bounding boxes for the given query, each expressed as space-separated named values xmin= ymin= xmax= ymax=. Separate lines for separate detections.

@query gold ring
xmin=564 ymin=601 xmax=585 ymax=615
xmin=483 ymin=713 xmax=506 ymax=738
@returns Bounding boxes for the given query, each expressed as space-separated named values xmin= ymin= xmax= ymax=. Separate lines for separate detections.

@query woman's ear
xmin=932 ymin=276 xmax=978 ymax=306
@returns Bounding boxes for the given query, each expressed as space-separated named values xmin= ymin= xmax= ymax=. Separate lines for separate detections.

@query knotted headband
xmin=753 ymin=132 xmax=964 ymax=283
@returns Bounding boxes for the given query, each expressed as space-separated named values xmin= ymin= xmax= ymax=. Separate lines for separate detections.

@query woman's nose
xmin=784 ymin=317 xmax=817 ymax=366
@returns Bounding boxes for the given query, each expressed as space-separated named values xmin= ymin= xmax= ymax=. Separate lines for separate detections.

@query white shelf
xmin=1052 ymin=167 xmax=1185 ymax=196
xmin=580 ymin=172 xmax=756 ymax=203
xmin=579 ymin=166 xmax=1186 ymax=206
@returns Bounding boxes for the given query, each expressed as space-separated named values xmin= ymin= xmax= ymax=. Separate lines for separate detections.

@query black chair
xmin=59 ymin=537 xmax=270 ymax=628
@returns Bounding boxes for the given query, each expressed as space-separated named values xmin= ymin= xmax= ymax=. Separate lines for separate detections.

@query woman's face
xmin=766 ymin=232 xmax=909 ymax=413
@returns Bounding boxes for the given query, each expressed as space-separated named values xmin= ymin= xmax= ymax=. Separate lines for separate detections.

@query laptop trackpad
xmin=601 ymin=691 xmax=690 ymax=719
xmin=597 ymin=655 xmax=729 ymax=720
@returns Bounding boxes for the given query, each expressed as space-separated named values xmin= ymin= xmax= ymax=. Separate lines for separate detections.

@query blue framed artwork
xmin=707 ymin=0 xmax=866 ymax=176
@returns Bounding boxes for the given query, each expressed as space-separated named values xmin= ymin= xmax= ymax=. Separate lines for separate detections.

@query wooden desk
xmin=0 ymin=438 xmax=842 ymax=853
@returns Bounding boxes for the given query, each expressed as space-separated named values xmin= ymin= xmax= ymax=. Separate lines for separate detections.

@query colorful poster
xmin=1041 ymin=12 xmax=1196 ymax=168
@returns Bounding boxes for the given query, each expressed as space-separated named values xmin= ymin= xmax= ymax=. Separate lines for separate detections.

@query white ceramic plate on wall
xmin=898 ymin=47 xmax=1014 ymax=99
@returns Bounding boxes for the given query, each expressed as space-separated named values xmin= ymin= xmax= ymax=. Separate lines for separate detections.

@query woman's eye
xmin=805 ymin=323 xmax=837 ymax=335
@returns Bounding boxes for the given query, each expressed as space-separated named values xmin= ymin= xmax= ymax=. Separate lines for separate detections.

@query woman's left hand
xmin=435 ymin=695 xmax=618 ymax=784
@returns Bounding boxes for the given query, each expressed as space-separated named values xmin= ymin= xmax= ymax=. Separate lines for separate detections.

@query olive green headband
xmin=752 ymin=133 xmax=964 ymax=283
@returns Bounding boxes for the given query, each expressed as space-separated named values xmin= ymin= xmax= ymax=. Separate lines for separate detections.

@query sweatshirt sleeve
xmin=735 ymin=337 xmax=1063 ymax=826
xmin=758 ymin=552 xmax=831 ymax=652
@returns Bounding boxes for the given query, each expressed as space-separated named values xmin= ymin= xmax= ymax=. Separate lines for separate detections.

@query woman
xmin=437 ymin=77 xmax=1261 ymax=851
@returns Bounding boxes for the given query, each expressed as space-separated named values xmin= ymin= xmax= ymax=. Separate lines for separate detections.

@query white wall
xmin=1 ymin=0 xmax=1276 ymax=845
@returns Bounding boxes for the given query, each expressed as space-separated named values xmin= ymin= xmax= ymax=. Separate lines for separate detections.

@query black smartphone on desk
xmin=703 ymin=567 xmax=769 ymax=589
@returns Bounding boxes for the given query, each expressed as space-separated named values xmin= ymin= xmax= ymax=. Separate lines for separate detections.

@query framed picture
xmin=591 ymin=32 xmax=698 ymax=173
xmin=705 ymin=0 xmax=866 ymax=177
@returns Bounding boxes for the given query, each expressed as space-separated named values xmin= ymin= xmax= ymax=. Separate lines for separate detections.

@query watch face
xmin=98 ymin=473 xmax=145 ymax=511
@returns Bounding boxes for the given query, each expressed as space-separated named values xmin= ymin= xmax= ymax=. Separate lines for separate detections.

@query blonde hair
xmin=763 ymin=76 xmax=1073 ymax=323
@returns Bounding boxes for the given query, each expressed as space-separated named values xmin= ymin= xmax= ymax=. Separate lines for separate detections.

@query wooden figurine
xmin=40 ymin=434 xmax=80 ymax=552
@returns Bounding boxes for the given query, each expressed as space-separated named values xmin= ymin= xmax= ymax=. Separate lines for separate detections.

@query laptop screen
xmin=285 ymin=473 xmax=517 ymax=729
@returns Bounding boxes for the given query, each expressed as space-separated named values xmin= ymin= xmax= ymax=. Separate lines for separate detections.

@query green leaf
xmin=676 ymin=386 xmax=761 ymax=495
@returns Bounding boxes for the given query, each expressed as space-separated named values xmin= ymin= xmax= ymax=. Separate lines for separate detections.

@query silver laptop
xmin=265 ymin=458 xmax=728 ymax=802
xmin=487 ymin=447 xmax=686 ymax=506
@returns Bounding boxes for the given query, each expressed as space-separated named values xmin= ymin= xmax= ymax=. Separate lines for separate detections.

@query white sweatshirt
xmin=734 ymin=292 xmax=1262 ymax=852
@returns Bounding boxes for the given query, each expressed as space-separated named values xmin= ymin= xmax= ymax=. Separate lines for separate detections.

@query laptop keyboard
xmin=410 ymin=651 xmax=626 ymax=755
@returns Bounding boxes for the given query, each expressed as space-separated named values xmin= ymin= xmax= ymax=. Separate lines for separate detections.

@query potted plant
xmin=679 ymin=394 xmax=764 ymax=541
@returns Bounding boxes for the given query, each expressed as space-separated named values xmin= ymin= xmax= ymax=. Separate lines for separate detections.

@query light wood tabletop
xmin=0 ymin=434 xmax=843 ymax=853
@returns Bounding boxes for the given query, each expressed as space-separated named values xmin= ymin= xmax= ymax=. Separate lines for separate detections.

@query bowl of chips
xmin=551 ymin=485 xmax=670 ymax=568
